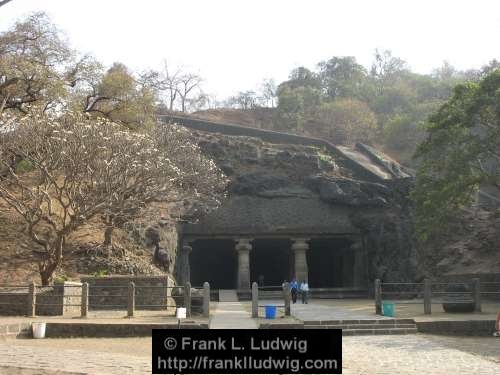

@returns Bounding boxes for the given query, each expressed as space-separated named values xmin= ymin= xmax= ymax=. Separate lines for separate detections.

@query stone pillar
xmin=423 ymin=278 xmax=432 ymax=315
xmin=27 ymin=281 xmax=36 ymax=317
xmin=81 ymin=282 xmax=89 ymax=318
xmin=352 ymin=241 xmax=366 ymax=288
xmin=374 ymin=279 xmax=382 ymax=315
xmin=292 ymin=238 xmax=309 ymax=282
xmin=473 ymin=278 xmax=481 ymax=313
xmin=235 ymin=239 xmax=252 ymax=290
xmin=251 ymin=282 xmax=259 ymax=318
xmin=127 ymin=281 xmax=135 ymax=318
xmin=203 ymin=282 xmax=210 ymax=318
xmin=178 ymin=243 xmax=192 ymax=286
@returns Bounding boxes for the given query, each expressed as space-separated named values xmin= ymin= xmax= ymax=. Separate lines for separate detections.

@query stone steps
xmin=303 ymin=318 xmax=415 ymax=325
xmin=306 ymin=323 xmax=416 ymax=329
xmin=303 ymin=318 xmax=418 ymax=335
xmin=218 ymin=289 xmax=238 ymax=302
xmin=341 ymin=327 xmax=418 ymax=336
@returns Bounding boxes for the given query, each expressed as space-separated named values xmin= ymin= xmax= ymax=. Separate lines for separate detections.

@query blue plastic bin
xmin=382 ymin=302 xmax=395 ymax=317
xmin=265 ymin=305 xmax=277 ymax=319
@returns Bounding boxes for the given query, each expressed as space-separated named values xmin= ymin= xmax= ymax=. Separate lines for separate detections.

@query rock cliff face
xmin=188 ymin=129 xmax=417 ymax=283
xmin=417 ymin=209 xmax=500 ymax=279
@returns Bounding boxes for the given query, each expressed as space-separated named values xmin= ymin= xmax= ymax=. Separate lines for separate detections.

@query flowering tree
xmin=0 ymin=112 xmax=225 ymax=285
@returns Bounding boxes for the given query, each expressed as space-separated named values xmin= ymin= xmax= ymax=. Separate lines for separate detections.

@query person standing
xmin=300 ymin=280 xmax=309 ymax=304
xmin=258 ymin=274 xmax=264 ymax=287
xmin=290 ymin=278 xmax=298 ymax=304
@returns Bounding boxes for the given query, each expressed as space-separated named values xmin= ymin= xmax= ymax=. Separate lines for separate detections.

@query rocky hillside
xmin=418 ymin=208 xmax=500 ymax=278
xmin=0 ymin=195 xmax=178 ymax=284
xmin=188 ymin=128 xmax=418 ymax=283
xmin=1 ymin=118 xmax=499 ymax=285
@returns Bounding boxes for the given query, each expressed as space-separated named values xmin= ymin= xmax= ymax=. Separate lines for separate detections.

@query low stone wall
xmin=0 ymin=290 xmax=26 ymax=316
xmin=80 ymin=275 xmax=174 ymax=311
xmin=0 ymin=282 xmax=82 ymax=316
xmin=416 ymin=320 xmax=496 ymax=336
xmin=45 ymin=321 xmax=208 ymax=337
xmin=0 ymin=322 xmax=31 ymax=338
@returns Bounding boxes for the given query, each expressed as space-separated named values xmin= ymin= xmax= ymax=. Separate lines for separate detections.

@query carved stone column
xmin=351 ymin=241 xmax=366 ymax=288
xmin=235 ymin=239 xmax=252 ymax=290
xmin=178 ymin=243 xmax=192 ymax=286
xmin=292 ymin=238 xmax=309 ymax=282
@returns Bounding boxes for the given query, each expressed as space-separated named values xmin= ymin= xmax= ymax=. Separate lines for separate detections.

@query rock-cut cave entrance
xmin=250 ymin=239 xmax=293 ymax=287
xmin=190 ymin=239 xmax=237 ymax=289
xmin=307 ymin=237 xmax=354 ymax=288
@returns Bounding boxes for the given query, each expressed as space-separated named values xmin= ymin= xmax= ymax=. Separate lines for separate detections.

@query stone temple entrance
xmin=183 ymin=236 xmax=367 ymax=294
xmin=250 ymin=239 xmax=293 ymax=286
xmin=308 ymin=237 xmax=355 ymax=288
xmin=190 ymin=239 xmax=237 ymax=289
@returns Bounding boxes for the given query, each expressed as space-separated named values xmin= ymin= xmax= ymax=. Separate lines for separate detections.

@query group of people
xmin=289 ymin=278 xmax=309 ymax=304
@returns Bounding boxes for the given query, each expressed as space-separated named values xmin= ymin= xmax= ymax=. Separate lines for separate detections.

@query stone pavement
xmin=210 ymin=302 xmax=258 ymax=329
xmin=291 ymin=301 xmax=390 ymax=321
xmin=1 ymin=334 xmax=500 ymax=374
xmin=0 ymin=341 xmax=150 ymax=374
xmin=342 ymin=334 xmax=500 ymax=374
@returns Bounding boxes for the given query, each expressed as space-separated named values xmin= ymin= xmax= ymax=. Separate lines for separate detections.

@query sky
xmin=2 ymin=0 xmax=500 ymax=98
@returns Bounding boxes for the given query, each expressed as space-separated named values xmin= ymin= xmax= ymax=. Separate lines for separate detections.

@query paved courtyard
xmin=1 ymin=334 xmax=500 ymax=374
xmin=1 ymin=300 xmax=500 ymax=374
xmin=291 ymin=301 xmax=391 ymax=321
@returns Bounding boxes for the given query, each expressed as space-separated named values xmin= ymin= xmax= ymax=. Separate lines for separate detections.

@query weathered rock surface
xmin=188 ymin=130 xmax=418 ymax=282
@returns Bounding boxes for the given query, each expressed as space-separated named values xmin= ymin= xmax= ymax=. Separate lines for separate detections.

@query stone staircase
xmin=304 ymin=318 xmax=418 ymax=335
xmin=218 ymin=289 xmax=239 ymax=302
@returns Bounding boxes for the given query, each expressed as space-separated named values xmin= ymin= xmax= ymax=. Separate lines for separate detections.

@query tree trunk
xmin=103 ymin=225 xmax=114 ymax=247
xmin=38 ymin=236 xmax=65 ymax=286
xmin=40 ymin=267 xmax=55 ymax=286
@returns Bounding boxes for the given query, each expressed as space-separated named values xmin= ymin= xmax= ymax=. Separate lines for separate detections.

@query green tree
xmin=317 ymin=56 xmax=367 ymax=100
xmin=276 ymin=85 xmax=321 ymax=131
xmin=308 ymin=98 xmax=378 ymax=144
xmin=413 ymin=70 xmax=500 ymax=239
xmin=84 ymin=62 xmax=157 ymax=128
xmin=0 ymin=12 xmax=74 ymax=115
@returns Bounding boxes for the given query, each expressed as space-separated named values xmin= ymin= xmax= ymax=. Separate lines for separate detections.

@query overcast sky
xmin=2 ymin=0 xmax=500 ymax=98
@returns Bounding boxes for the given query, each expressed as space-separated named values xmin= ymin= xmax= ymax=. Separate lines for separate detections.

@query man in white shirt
xmin=300 ymin=280 xmax=309 ymax=304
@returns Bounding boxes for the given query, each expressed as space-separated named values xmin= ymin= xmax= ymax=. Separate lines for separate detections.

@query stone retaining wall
xmin=80 ymin=275 xmax=174 ymax=311
xmin=0 ymin=282 xmax=82 ymax=316
xmin=416 ymin=320 xmax=497 ymax=336
xmin=45 ymin=321 xmax=208 ymax=337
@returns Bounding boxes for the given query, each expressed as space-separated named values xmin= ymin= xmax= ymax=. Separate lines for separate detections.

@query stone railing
xmin=251 ymin=282 xmax=291 ymax=318
xmin=0 ymin=281 xmax=82 ymax=316
xmin=374 ymin=278 xmax=485 ymax=315
xmin=80 ymin=275 xmax=175 ymax=311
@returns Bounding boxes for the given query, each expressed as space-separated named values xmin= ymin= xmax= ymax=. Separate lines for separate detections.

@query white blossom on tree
xmin=0 ymin=112 xmax=226 ymax=285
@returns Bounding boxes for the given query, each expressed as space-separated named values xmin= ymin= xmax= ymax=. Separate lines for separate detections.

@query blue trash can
xmin=265 ymin=305 xmax=277 ymax=319
xmin=382 ymin=302 xmax=395 ymax=317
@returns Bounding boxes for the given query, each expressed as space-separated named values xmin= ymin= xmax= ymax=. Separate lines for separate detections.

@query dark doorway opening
xmin=307 ymin=238 xmax=353 ymax=288
xmin=190 ymin=239 xmax=236 ymax=289
xmin=250 ymin=239 xmax=292 ymax=287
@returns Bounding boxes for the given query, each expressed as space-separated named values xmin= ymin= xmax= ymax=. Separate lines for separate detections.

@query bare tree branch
xmin=0 ymin=0 xmax=14 ymax=8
